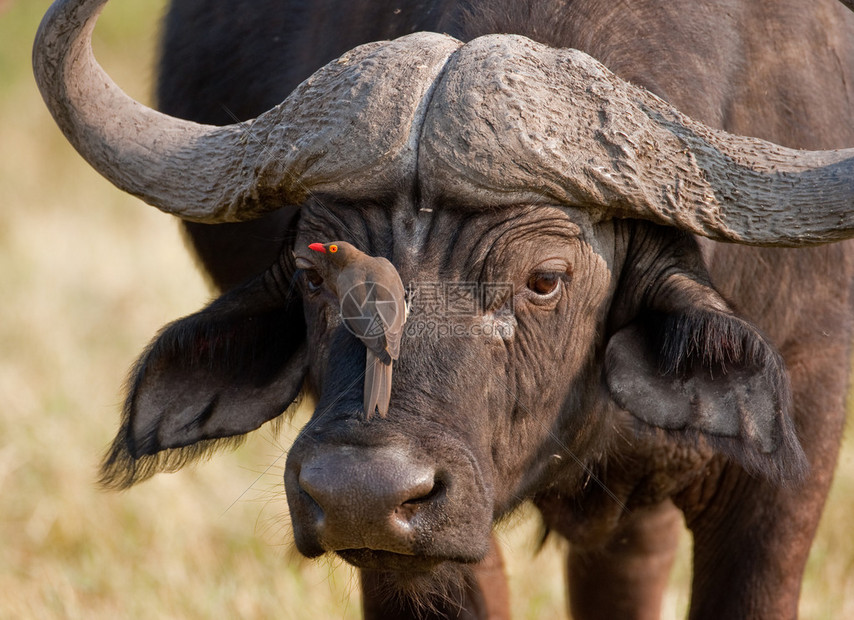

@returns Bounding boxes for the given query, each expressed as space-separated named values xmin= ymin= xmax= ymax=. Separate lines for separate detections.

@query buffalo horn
xmin=35 ymin=1 xmax=854 ymax=246
xmin=32 ymin=0 xmax=460 ymax=222
xmin=419 ymin=35 xmax=854 ymax=247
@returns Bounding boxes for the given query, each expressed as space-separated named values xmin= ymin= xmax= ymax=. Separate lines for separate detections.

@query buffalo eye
xmin=522 ymin=259 xmax=572 ymax=306
xmin=304 ymin=269 xmax=324 ymax=292
xmin=527 ymin=272 xmax=561 ymax=296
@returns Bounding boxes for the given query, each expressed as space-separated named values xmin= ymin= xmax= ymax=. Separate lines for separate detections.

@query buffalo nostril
xmin=297 ymin=466 xmax=328 ymax=506
xmin=393 ymin=475 xmax=445 ymax=523
xmin=401 ymin=475 xmax=446 ymax=507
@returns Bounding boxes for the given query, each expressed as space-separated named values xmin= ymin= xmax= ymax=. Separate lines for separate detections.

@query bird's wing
xmin=383 ymin=313 xmax=402 ymax=360
xmin=371 ymin=259 xmax=407 ymax=360
xmin=336 ymin=273 xmax=384 ymax=349
xmin=338 ymin=257 xmax=406 ymax=361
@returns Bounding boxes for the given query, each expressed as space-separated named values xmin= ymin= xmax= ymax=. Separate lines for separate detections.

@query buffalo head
xmin=33 ymin=0 xmax=854 ymax=583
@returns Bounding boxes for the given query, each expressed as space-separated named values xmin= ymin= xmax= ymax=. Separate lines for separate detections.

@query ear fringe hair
xmin=657 ymin=309 xmax=781 ymax=381
xmin=655 ymin=308 xmax=790 ymax=419
xmin=98 ymin=270 xmax=306 ymax=490
xmin=99 ymin=391 xmax=303 ymax=490
xmin=99 ymin=434 xmax=246 ymax=491
xmin=640 ymin=309 xmax=807 ymax=484
xmin=102 ymin=399 xmax=296 ymax=493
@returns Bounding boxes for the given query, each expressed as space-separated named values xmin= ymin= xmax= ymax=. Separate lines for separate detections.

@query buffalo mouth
xmin=336 ymin=549 xmax=449 ymax=572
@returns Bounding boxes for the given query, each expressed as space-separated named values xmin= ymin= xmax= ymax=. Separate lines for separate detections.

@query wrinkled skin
xmin=289 ymin=201 xmax=617 ymax=553
xmin=102 ymin=0 xmax=854 ymax=617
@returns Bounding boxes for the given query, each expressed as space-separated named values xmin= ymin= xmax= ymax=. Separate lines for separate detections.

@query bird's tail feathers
xmin=364 ymin=351 xmax=393 ymax=419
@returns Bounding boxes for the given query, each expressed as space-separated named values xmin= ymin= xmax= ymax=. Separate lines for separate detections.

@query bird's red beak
xmin=308 ymin=243 xmax=326 ymax=253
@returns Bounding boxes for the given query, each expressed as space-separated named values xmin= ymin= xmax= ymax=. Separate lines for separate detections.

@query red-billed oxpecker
xmin=303 ymin=241 xmax=407 ymax=418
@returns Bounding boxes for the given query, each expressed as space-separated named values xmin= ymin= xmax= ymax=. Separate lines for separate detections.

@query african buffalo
xmin=34 ymin=0 xmax=854 ymax=617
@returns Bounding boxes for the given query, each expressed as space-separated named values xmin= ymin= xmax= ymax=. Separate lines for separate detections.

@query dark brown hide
xmin=165 ymin=1 xmax=854 ymax=612
xmin=33 ymin=0 xmax=854 ymax=618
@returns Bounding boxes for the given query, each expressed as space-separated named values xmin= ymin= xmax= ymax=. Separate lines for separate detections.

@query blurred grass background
xmin=0 ymin=0 xmax=852 ymax=618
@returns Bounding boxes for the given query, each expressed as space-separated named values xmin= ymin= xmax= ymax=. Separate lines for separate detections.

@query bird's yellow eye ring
xmin=329 ymin=244 xmax=338 ymax=253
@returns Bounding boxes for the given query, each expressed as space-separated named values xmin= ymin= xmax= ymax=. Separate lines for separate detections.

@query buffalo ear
xmin=100 ymin=269 xmax=307 ymax=489
xmin=605 ymin=307 xmax=807 ymax=483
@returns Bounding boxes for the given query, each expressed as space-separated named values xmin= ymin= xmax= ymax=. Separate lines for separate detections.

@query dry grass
xmin=1 ymin=1 xmax=852 ymax=618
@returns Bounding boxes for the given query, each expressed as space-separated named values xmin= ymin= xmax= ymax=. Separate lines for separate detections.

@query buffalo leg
xmin=684 ymin=462 xmax=836 ymax=619
xmin=684 ymin=452 xmax=841 ymax=617
xmin=682 ymin=334 xmax=848 ymax=620
xmin=567 ymin=500 xmax=682 ymax=620
xmin=361 ymin=535 xmax=509 ymax=620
